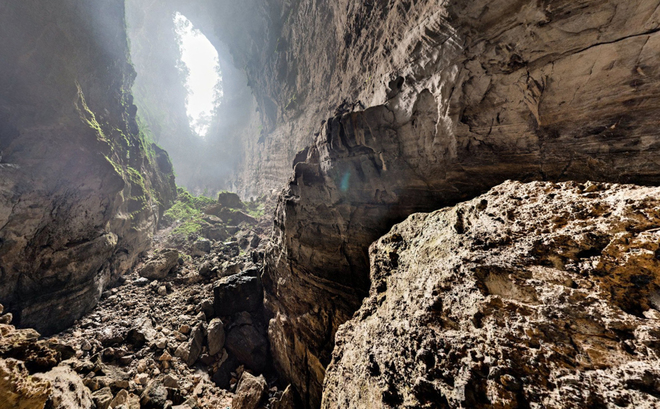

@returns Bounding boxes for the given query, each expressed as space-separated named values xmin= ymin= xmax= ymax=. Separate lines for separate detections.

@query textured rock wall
xmin=324 ymin=180 xmax=660 ymax=408
xmin=0 ymin=0 xmax=176 ymax=335
xmin=259 ymin=0 xmax=660 ymax=407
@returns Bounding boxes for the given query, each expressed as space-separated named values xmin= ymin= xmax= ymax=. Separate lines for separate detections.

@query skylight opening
xmin=173 ymin=12 xmax=222 ymax=138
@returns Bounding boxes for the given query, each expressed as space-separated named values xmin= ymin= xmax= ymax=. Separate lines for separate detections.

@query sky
xmin=173 ymin=12 xmax=221 ymax=137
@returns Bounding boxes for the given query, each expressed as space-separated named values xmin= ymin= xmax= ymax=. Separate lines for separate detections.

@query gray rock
xmin=207 ymin=318 xmax=225 ymax=356
xmin=191 ymin=239 xmax=211 ymax=257
xmin=139 ymin=250 xmax=179 ymax=280
xmin=175 ymin=323 xmax=205 ymax=367
xmin=134 ymin=277 xmax=150 ymax=287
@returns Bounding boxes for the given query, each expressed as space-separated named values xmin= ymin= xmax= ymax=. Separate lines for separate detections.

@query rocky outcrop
xmin=0 ymin=303 xmax=92 ymax=409
xmin=262 ymin=1 xmax=660 ymax=406
xmin=0 ymin=0 xmax=176 ymax=334
xmin=323 ymin=180 xmax=660 ymax=408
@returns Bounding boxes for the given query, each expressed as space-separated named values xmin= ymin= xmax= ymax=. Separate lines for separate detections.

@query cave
xmin=3 ymin=1 xmax=660 ymax=408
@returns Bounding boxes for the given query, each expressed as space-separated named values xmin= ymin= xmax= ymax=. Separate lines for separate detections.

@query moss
xmin=245 ymin=201 xmax=265 ymax=218
xmin=164 ymin=187 xmax=215 ymax=235
xmin=75 ymin=82 xmax=108 ymax=143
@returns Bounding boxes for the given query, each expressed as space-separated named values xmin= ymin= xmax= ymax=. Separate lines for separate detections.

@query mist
xmin=125 ymin=0 xmax=256 ymax=197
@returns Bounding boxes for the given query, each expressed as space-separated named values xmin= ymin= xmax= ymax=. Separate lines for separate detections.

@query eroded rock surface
xmin=323 ymin=180 xmax=660 ymax=408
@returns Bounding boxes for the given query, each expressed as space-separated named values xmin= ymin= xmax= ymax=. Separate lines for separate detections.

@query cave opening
xmin=172 ymin=12 xmax=222 ymax=139
xmin=125 ymin=1 xmax=256 ymax=196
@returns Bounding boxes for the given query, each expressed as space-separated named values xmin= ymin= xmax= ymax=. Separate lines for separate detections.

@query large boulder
xmin=138 ymin=250 xmax=179 ymax=280
xmin=217 ymin=192 xmax=245 ymax=209
xmin=35 ymin=366 xmax=95 ymax=409
xmin=323 ymin=181 xmax=660 ymax=408
xmin=213 ymin=269 xmax=263 ymax=317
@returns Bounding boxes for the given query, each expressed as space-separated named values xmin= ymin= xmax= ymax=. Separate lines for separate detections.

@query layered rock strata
xmin=263 ymin=1 xmax=660 ymax=406
xmin=324 ymin=180 xmax=660 ymax=408
xmin=0 ymin=0 xmax=176 ymax=335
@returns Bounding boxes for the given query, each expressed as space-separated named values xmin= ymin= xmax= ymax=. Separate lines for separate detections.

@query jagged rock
xmin=213 ymin=270 xmax=263 ymax=316
xmin=232 ymin=372 xmax=267 ymax=409
xmin=109 ymin=389 xmax=139 ymax=409
xmin=0 ymin=358 xmax=51 ymax=409
xmin=199 ymin=299 xmax=214 ymax=319
xmin=247 ymin=1 xmax=660 ymax=406
xmin=35 ymin=366 xmax=94 ymax=409
xmin=205 ymin=206 xmax=257 ymax=226
xmin=220 ymin=261 xmax=244 ymax=277
xmin=97 ymin=327 xmax=126 ymax=347
xmin=126 ymin=317 xmax=157 ymax=347
xmin=217 ymin=192 xmax=245 ymax=209
xmin=225 ymin=322 xmax=268 ymax=373
xmin=323 ymin=181 xmax=660 ymax=408
xmin=207 ymin=319 xmax=225 ymax=356
xmin=92 ymin=387 xmax=114 ymax=409
xmin=249 ymin=236 xmax=261 ymax=249
xmin=139 ymin=250 xmax=179 ymax=280
xmin=175 ymin=323 xmax=205 ymax=367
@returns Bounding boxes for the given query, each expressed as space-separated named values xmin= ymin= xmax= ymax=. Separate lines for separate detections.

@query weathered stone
xmin=139 ymin=250 xmax=179 ymax=280
xmin=0 ymin=359 xmax=51 ymax=409
xmin=35 ymin=366 xmax=94 ymax=409
xmin=232 ymin=372 xmax=267 ymax=409
xmin=191 ymin=239 xmax=211 ymax=257
xmin=213 ymin=270 xmax=263 ymax=317
xmin=198 ymin=261 xmax=214 ymax=278
xmin=207 ymin=318 xmax=225 ymax=356
xmin=323 ymin=181 xmax=660 ymax=408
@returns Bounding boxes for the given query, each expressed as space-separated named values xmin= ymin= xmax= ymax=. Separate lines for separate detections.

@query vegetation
xmin=164 ymin=187 xmax=215 ymax=236
xmin=245 ymin=200 xmax=265 ymax=219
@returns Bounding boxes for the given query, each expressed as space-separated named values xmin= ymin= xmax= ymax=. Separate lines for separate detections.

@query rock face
xmin=323 ymin=181 xmax=660 ymax=408
xmin=0 ymin=0 xmax=176 ymax=334
xmin=261 ymin=1 xmax=660 ymax=406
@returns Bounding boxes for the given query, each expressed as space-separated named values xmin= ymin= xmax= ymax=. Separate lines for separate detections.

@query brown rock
xmin=232 ymin=372 xmax=267 ymax=409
